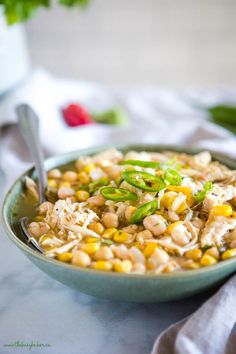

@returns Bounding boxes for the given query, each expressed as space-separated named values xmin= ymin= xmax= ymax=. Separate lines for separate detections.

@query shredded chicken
xmin=201 ymin=216 xmax=236 ymax=247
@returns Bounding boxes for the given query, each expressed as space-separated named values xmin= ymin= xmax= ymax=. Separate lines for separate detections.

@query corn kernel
xmin=183 ymin=261 xmax=201 ymax=270
xmin=167 ymin=185 xmax=191 ymax=195
xmin=102 ymin=227 xmax=117 ymax=239
xmin=161 ymin=192 xmax=176 ymax=208
xmin=59 ymin=181 xmax=71 ymax=188
xmin=200 ymin=254 xmax=217 ymax=267
xmin=143 ymin=243 xmax=158 ymax=257
xmin=211 ymin=205 xmax=233 ymax=217
xmin=83 ymin=163 xmax=96 ymax=174
xmin=77 ymin=171 xmax=90 ymax=184
xmin=113 ymin=230 xmax=130 ymax=243
xmin=93 ymin=261 xmax=113 ymax=271
xmin=85 ymin=237 xmax=100 ymax=243
xmin=133 ymin=242 xmax=145 ymax=251
xmin=176 ymin=201 xmax=188 ymax=214
xmin=39 ymin=234 xmax=54 ymax=243
xmin=75 ymin=190 xmax=90 ymax=202
xmin=185 ymin=249 xmax=202 ymax=261
xmin=81 ymin=243 xmax=100 ymax=255
xmin=167 ymin=221 xmax=183 ymax=234
xmin=221 ymin=248 xmax=236 ymax=260
xmin=167 ymin=186 xmax=194 ymax=205
xmin=88 ymin=222 xmax=105 ymax=235
xmin=114 ymin=260 xmax=132 ymax=273
xmin=48 ymin=179 xmax=57 ymax=188
xmin=56 ymin=252 xmax=72 ymax=262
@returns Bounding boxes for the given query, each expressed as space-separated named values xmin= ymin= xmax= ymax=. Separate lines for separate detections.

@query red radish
xmin=62 ymin=103 xmax=94 ymax=127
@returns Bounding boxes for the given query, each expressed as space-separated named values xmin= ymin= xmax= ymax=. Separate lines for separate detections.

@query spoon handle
xmin=16 ymin=104 xmax=47 ymax=204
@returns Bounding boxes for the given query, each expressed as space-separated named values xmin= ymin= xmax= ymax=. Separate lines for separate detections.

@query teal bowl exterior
xmin=3 ymin=144 xmax=236 ymax=303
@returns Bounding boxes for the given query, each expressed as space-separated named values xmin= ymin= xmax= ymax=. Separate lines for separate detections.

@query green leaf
xmin=92 ymin=108 xmax=128 ymax=126
xmin=209 ymin=104 xmax=236 ymax=127
xmin=59 ymin=0 xmax=89 ymax=7
xmin=2 ymin=0 xmax=89 ymax=25
xmin=2 ymin=0 xmax=50 ymax=25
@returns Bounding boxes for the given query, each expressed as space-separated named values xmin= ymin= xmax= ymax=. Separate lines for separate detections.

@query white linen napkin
xmin=151 ymin=275 xmax=236 ymax=354
xmin=1 ymin=69 xmax=236 ymax=354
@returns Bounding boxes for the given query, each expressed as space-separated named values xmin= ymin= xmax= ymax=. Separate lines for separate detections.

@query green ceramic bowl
xmin=2 ymin=144 xmax=236 ymax=303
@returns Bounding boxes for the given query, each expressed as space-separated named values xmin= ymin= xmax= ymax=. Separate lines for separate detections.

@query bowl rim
xmin=2 ymin=143 xmax=236 ymax=280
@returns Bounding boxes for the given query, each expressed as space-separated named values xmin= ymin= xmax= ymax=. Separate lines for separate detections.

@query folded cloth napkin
xmin=1 ymin=69 xmax=236 ymax=354
xmin=151 ymin=275 xmax=236 ymax=354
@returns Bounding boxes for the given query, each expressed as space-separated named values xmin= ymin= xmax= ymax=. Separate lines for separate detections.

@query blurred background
xmin=24 ymin=0 xmax=236 ymax=87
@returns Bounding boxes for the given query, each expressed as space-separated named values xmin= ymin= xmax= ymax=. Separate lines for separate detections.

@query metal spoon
xmin=16 ymin=103 xmax=46 ymax=253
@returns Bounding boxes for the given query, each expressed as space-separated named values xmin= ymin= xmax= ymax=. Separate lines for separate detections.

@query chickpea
xmin=38 ymin=201 xmax=54 ymax=215
xmin=143 ymin=214 xmax=167 ymax=236
xmin=87 ymin=195 xmax=105 ymax=207
xmin=229 ymin=240 xmax=236 ymax=248
xmin=147 ymin=248 xmax=169 ymax=269
xmin=205 ymin=247 xmax=220 ymax=260
xmin=104 ymin=165 xmax=121 ymax=179
xmin=122 ymin=225 xmax=138 ymax=234
xmin=170 ymin=223 xmax=190 ymax=246
xmin=28 ymin=222 xmax=50 ymax=239
xmin=168 ymin=210 xmax=180 ymax=222
xmin=128 ymin=246 xmax=145 ymax=264
xmin=132 ymin=262 xmax=146 ymax=274
xmin=62 ymin=171 xmax=78 ymax=183
xmin=125 ymin=206 xmax=136 ymax=222
xmin=48 ymin=169 xmax=62 ymax=179
xmin=112 ymin=244 xmax=129 ymax=259
xmin=94 ymin=246 xmax=114 ymax=260
xmin=172 ymin=233 xmax=190 ymax=246
xmin=102 ymin=212 xmax=119 ymax=228
xmin=75 ymin=159 xmax=85 ymax=172
xmin=162 ymin=262 xmax=178 ymax=273
xmin=58 ymin=187 xmax=75 ymax=199
xmin=111 ymin=244 xmax=129 ymax=260
xmin=71 ymin=250 xmax=91 ymax=267
xmin=136 ymin=230 xmax=153 ymax=244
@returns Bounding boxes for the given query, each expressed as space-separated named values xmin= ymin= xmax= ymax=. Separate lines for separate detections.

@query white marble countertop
xmin=0 ymin=222 xmax=217 ymax=354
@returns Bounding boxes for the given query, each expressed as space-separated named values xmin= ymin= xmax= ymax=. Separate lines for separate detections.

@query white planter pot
xmin=0 ymin=9 xmax=30 ymax=95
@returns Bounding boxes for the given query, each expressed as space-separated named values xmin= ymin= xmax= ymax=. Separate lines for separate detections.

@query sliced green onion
xmin=200 ymin=245 xmax=212 ymax=252
xmin=130 ymin=200 xmax=158 ymax=224
xmin=122 ymin=171 xmax=166 ymax=192
xmin=194 ymin=181 xmax=213 ymax=202
xmin=89 ymin=179 xmax=109 ymax=194
xmin=76 ymin=184 xmax=89 ymax=191
xmin=164 ymin=168 xmax=182 ymax=186
xmin=100 ymin=187 xmax=138 ymax=201
xmin=101 ymin=239 xmax=114 ymax=245
xmin=120 ymin=159 xmax=162 ymax=168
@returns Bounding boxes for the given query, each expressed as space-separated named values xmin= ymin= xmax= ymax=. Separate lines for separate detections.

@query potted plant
xmin=0 ymin=0 xmax=90 ymax=95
